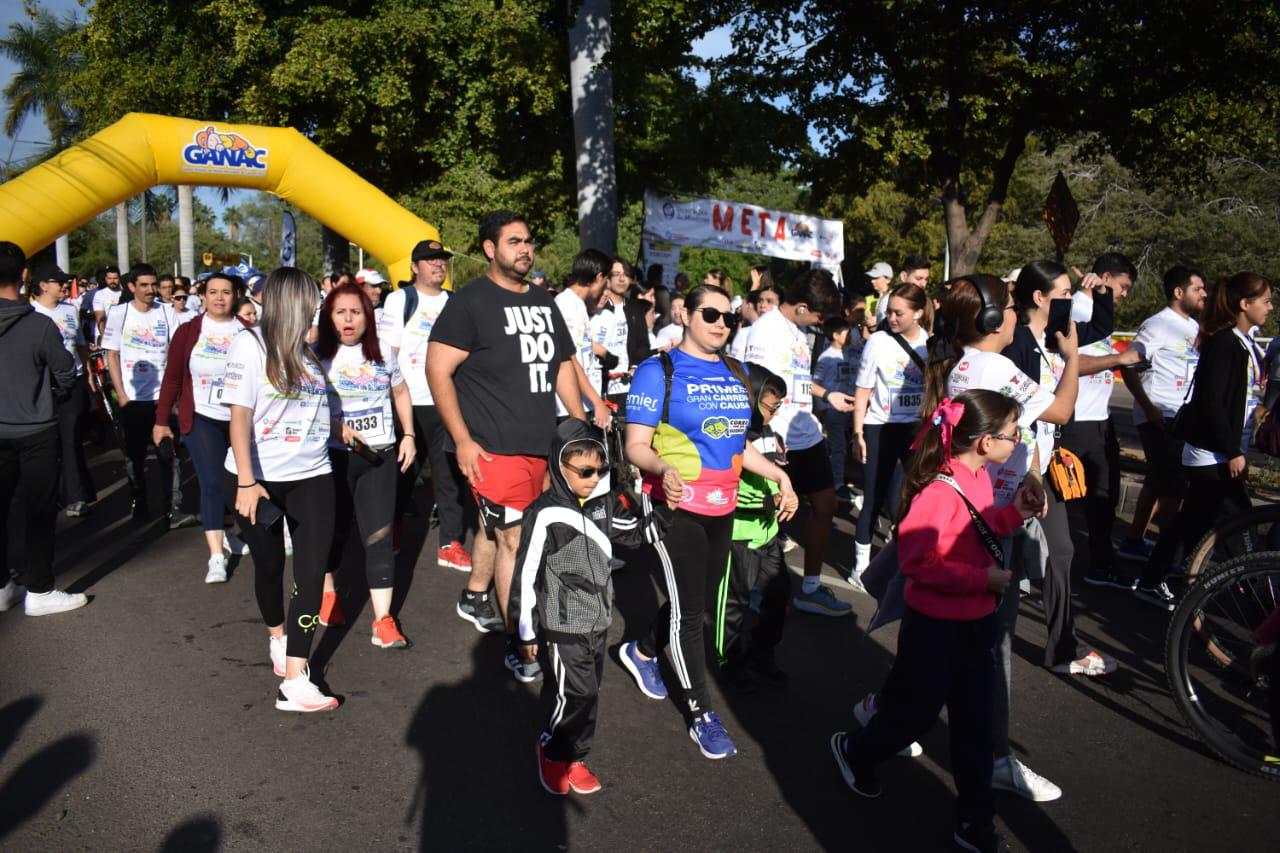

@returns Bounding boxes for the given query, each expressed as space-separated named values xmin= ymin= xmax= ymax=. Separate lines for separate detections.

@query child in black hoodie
xmin=510 ymin=418 xmax=666 ymax=796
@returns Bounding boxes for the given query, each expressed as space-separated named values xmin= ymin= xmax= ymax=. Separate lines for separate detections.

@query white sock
xmin=801 ymin=576 xmax=821 ymax=594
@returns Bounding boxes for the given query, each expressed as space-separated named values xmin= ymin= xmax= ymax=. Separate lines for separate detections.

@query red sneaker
xmin=370 ymin=615 xmax=408 ymax=649
xmin=567 ymin=761 xmax=602 ymax=794
xmin=438 ymin=541 xmax=472 ymax=573
xmin=318 ymin=591 xmax=345 ymax=627
xmin=536 ymin=740 xmax=570 ymax=795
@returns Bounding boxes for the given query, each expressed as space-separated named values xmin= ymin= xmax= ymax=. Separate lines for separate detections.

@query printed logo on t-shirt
xmin=502 ymin=305 xmax=558 ymax=392
xmin=333 ymin=362 xmax=386 ymax=392
xmin=200 ymin=334 xmax=233 ymax=356
xmin=129 ymin=322 xmax=168 ymax=349
xmin=701 ymin=416 xmax=747 ymax=439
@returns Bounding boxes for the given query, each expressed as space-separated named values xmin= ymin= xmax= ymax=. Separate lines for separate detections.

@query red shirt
xmin=898 ymin=462 xmax=1025 ymax=621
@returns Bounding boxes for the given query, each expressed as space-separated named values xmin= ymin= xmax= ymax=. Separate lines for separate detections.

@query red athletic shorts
xmin=471 ymin=453 xmax=548 ymax=530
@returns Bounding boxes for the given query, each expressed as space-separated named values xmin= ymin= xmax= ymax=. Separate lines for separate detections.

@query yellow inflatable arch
xmin=0 ymin=112 xmax=438 ymax=283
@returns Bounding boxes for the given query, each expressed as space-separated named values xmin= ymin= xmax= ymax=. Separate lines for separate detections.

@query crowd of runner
xmin=0 ymin=214 xmax=1272 ymax=851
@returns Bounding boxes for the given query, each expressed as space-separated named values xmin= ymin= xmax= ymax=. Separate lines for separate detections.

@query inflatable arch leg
xmin=0 ymin=113 xmax=438 ymax=284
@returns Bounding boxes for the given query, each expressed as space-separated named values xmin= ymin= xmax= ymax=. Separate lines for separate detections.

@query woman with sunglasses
xmin=850 ymin=282 xmax=933 ymax=581
xmin=622 ymin=284 xmax=798 ymax=760
xmin=171 ymin=285 xmax=200 ymax=327
xmin=154 ymin=272 xmax=253 ymax=583
xmin=314 ymin=281 xmax=416 ymax=649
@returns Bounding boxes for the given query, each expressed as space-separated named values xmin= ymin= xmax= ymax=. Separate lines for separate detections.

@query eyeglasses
xmin=979 ymin=432 xmax=1022 ymax=444
xmin=696 ymin=307 xmax=740 ymax=329
xmin=759 ymin=400 xmax=781 ymax=414
xmin=563 ymin=463 xmax=608 ymax=478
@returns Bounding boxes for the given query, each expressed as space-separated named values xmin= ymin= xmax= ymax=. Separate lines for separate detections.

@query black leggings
xmin=225 ymin=473 xmax=334 ymax=660
xmin=855 ymin=421 xmax=916 ymax=545
xmin=637 ymin=509 xmax=734 ymax=718
xmin=1146 ymin=462 xmax=1253 ymax=586
xmin=328 ymin=447 xmax=397 ymax=590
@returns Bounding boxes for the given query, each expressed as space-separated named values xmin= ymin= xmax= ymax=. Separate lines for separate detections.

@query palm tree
xmin=0 ymin=9 xmax=81 ymax=164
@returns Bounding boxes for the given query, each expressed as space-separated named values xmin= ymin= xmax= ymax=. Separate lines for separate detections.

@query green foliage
xmin=0 ymin=4 xmax=81 ymax=165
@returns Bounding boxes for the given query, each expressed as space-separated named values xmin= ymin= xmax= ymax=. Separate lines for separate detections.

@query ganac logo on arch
xmin=182 ymin=125 xmax=268 ymax=172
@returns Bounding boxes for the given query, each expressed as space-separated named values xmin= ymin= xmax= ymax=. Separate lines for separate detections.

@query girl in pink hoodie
xmin=831 ymin=389 xmax=1043 ymax=853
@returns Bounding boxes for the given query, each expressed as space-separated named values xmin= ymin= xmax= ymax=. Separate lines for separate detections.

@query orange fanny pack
xmin=1048 ymin=447 xmax=1087 ymax=501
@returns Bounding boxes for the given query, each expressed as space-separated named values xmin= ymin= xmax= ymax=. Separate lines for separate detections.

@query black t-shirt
xmin=430 ymin=275 xmax=575 ymax=457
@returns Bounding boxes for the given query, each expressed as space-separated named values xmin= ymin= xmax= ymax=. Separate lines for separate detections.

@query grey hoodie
xmin=0 ymin=298 xmax=76 ymax=438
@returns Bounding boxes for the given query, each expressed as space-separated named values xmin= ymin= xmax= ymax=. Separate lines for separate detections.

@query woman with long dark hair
xmin=224 ymin=268 xmax=338 ymax=713
xmin=850 ymin=282 xmax=933 ymax=580
xmin=154 ymin=272 xmax=252 ymax=582
xmin=1143 ymin=273 xmax=1272 ymax=606
xmin=621 ymin=284 xmax=798 ymax=759
xmin=314 ymin=282 xmax=417 ymax=647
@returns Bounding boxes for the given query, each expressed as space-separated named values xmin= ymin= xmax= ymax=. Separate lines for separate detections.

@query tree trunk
xmin=114 ymin=202 xmax=130 ymax=270
xmin=177 ymin=185 xmax=195 ymax=278
xmin=940 ymin=122 xmax=1030 ymax=277
xmin=568 ymin=0 xmax=618 ymax=254
xmin=321 ymin=225 xmax=350 ymax=276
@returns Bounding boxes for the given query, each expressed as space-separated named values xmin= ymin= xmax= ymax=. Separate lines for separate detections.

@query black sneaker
xmin=456 ymin=589 xmax=503 ymax=633
xmin=130 ymin=500 xmax=150 ymax=522
xmin=954 ymin=821 xmax=1011 ymax=853
xmin=1083 ymin=571 xmax=1137 ymax=590
xmin=829 ymin=732 xmax=882 ymax=798
xmin=64 ymin=501 xmax=92 ymax=518
xmin=168 ymin=511 xmax=200 ymax=530
xmin=718 ymin=659 xmax=760 ymax=692
xmin=1135 ymin=582 xmax=1177 ymax=611
xmin=744 ymin=650 xmax=789 ymax=687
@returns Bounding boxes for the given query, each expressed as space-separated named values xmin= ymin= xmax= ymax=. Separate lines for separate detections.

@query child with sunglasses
xmin=510 ymin=418 xmax=667 ymax=796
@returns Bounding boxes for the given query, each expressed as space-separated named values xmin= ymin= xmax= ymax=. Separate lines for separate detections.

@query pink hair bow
xmin=910 ymin=398 xmax=966 ymax=458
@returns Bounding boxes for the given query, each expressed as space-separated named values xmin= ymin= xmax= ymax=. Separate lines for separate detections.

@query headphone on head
xmin=959 ymin=275 xmax=1004 ymax=335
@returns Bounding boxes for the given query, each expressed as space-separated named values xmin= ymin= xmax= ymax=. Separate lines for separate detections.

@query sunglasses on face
xmin=564 ymin=463 xmax=608 ymax=479
xmin=173 ymin=294 xmax=188 ymax=300
xmin=695 ymin=307 xmax=740 ymax=329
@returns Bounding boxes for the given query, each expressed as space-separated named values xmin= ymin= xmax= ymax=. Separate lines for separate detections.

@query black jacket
xmin=624 ymin=297 xmax=653 ymax=368
xmin=1003 ymin=290 xmax=1115 ymax=380
xmin=510 ymin=419 xmax=667 ymax=643
xmin=1174 ymin=328 xmax=1257 ymax=458
xmin=0 ymin=298 xmax=76 ymax=439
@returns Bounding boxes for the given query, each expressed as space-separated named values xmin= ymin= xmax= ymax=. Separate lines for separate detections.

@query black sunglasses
xmin=696 ymin=307 xmax=740 ymax=329
xmin=564 ymin=463 xmax=608 ymax=478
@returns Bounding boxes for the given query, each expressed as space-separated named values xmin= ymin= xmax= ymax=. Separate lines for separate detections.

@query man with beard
xmin=428 ymin=211 xmax=584 ymax=679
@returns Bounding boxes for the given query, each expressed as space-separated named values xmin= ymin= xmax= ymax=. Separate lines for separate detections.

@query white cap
xmin=865 ymin=262 xmax=892 ymax=279
xmin=730 ymin=295 xmax=743 ymax=311
xmin=1001 ymin=268 xmax=1021 ymax=284
xmin=357 ymin=268 xmax=386 ymax=285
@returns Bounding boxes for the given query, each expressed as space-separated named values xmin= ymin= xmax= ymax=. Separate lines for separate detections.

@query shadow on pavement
xmin=405 ymin=635 xmax=566 ymax=852
xmin=159 ymin=814 xmax=221 ymax=852
xmin=0 ymin=698 xmax=95 ymax=842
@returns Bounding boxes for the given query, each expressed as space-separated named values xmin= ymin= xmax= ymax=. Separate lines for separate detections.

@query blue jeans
xmin=820 ymin=406 xmax=851 ymax=488
xmin=854 ymin=421 xmax=916 ymax=546
xmin=186 ymin=413 xmax=231 ymax=532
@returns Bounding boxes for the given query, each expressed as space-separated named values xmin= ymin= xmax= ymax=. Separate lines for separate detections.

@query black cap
xmin=32 ymin=263 xmax=69 ymax=283
xmin=411 ymin=239 xmax=452 ymax=263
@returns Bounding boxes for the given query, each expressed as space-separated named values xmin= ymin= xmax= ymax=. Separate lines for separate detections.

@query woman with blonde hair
xmin=223 ymin=267 xmax=338 ymax=713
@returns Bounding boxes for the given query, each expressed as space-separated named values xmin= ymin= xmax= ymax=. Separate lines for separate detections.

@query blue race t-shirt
xmin=627 ymin=349 xmax=752 ymax=516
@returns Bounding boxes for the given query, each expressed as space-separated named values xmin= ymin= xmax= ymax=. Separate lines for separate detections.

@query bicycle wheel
xmin=1183 ymin=503 xmax=1280 ymax=584
xmin=1165 ymin=551 xmax=1280 ymax=780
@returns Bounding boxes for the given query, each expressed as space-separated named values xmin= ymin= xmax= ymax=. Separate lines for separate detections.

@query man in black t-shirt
xmin=428 ymin=211 xmax=583 ymax=674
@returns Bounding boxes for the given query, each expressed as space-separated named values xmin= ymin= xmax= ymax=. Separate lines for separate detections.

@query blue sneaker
xmin=689 ymin=711 xmax=737 ymax=759
xmin=792 ymin=584 xmax=853 ymax=617
xmin=1115 ymin=538 xmax=1153 ymax=562
xmin=619 ymin=641 xmax=667 ymax=700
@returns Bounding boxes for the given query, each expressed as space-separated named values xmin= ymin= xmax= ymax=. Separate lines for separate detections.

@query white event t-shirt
xmin=33 ymin=302 xmax=85 ymax=375
xmin=1131 ymin=307 xmax=1200 ymax=425
xmin=378 ymin=287 xmax=449 ymax=406
xmin=947 ymin=348 xmax=1055 ymax=508
xmin=744 ymin=307 xmax=823 ymax=451
xmin=855 ymin=328 xmax=928 ymax=425
xmin=590 ymin=299 xmax=630 ymax=395
xmin=221 ymin=328 xmax=331 ymax=482
xmin=1070 ymin=292 xmax=1113 ymax=423
xmin=101 ymin=301 xmax=178 ymax=401
xmin=655 ymin=323 xmax=684 ymax=349
xmin=188 ymin=317 xmax=242 ymax=421
xmin=322 ymin=344 xmax=405 ymax=450
xmin=1031 ymin=331 xmax=1066 ymax=473
xmin=1184 ymin=328 xmax=1264 ymax=466
xmin=554 ymin=288 xmax=597 ymax=415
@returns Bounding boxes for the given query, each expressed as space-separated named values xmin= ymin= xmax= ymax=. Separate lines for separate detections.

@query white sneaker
xmin=853 ymin=542 xmax=871 ymax=575
xmin=780 ymin=535 xmax=798 ymax=553
xmin=205 ymin=554 xmax=229 ymax=584
xmin=275 ymin=667 xmax=338 ymax=713
xmin=269 ymin=634 xmax=287 ymax=678
xmin=223 ymin=531 xmax=251 ymax=556
xmin=24 ymin=589 xmax=89 ymax=617
xmin=992 ymin=757 xmax=1062 ymax=802
xmin=1050 ymin=650 xmax=1117 ymax=677
xmin=0 ymin=580 xmax=26 ymax=612
xmin=852 ymin=693 xmax=923 ymax=758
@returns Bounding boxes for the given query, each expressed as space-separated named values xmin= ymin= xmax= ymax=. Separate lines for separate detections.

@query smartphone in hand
xmin=256 ymin=497 xmax=284 ymax=529
xmin=1043 ymin=299 xmax=1073 ymax=351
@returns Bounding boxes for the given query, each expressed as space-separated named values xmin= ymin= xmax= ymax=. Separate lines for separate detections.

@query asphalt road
xmin=1 ymin=417 xmax=1276 ymax=853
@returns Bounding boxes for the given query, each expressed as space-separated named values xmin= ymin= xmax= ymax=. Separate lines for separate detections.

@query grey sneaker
xmin=505 ymin=650 xmax=543 ymax=683
xmin=456 ymin=589 xmax=503 ymax=633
